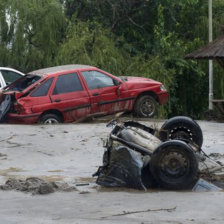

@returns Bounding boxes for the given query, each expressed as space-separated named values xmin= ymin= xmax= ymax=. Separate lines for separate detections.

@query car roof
xmin=0 ymin=67 xmax=25 ymax=76
xmin=28 ymin=64 xmax=96 ymax=76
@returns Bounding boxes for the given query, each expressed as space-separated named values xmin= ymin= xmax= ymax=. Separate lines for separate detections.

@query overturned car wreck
xmin=94 ymin=116 xmax=205 ymax=190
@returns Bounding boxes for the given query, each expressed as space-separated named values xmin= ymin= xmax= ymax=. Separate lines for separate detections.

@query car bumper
xmin=157 ymin=91 xmax=169 ymax=105
xmin=7 ymin=113 xmax=40 ymax=124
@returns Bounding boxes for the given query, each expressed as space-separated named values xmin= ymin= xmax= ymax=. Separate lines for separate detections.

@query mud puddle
xmin=0 ymin=167 xmax=24 ymax=176
xmin=0 ymin=176 xmax=98 ymax=195
xmin=0 ymin=177 xmax=77 ymax=195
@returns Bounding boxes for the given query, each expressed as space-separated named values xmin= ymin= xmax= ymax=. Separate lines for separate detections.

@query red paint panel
xmin=50 ymin=91 xmax=91 ymax=122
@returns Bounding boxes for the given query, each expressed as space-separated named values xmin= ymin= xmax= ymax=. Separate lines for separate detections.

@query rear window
xmin=30 ymin=78 xmax=54 ymax=97
xmin=4 ymin=75 xmax=41 ymax=91
xmin=53 ymin=73 xmax=83 ymax=95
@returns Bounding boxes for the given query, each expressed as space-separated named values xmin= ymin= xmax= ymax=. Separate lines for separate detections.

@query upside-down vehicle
xmin=94 ymin=116 xmax=204 ymax=190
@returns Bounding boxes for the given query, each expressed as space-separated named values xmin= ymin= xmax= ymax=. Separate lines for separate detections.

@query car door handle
xmin=93 ymin=92 xmax=99 ymax=96
xmin=54 ymin=99 xmax=61 ymax=102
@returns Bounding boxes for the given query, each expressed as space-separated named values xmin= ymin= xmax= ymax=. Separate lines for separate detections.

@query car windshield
xmin=4 ymin=74 xmax=42 ymax=92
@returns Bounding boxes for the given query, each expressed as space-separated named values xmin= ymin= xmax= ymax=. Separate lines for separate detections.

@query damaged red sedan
xmin=0 ymin=65 xmax=168 ymax=124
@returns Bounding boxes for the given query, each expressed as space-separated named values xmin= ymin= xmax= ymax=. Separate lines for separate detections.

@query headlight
xmin=160 ymin=84 xmax=166 ymax=91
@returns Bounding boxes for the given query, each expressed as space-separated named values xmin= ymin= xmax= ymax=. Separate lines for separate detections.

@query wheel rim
xmin=140 ymin=98 xmax=155 ymax=117
xmin=44 ymin=118 xmax=59 ymax=124
xmin=169 ymin=126 xmax=193 ymax=142
xmin=159 ymin=150 xmax=189 ymax=178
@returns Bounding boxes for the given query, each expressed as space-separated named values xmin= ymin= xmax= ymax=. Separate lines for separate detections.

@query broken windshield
xmin=4 ymin=75 xmax=42 ymax=92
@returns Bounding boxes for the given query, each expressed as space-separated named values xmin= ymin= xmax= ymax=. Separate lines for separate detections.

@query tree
xmin=0 ymin=0 xmax=66 ymax=72
xmin=1 ymin=0 xmax=224 ymax=118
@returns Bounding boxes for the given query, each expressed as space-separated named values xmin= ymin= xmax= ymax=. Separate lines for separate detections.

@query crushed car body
xmin=94 ymin=116 xmax=204 ymax=190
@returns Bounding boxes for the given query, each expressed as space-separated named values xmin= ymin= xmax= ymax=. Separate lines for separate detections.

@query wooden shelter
xmin=185 ymin=34 xmax=224 ymax=69
xmin=185 ymin=33 xmax=224 ymax=116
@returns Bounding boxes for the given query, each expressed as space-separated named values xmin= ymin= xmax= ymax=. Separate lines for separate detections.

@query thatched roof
xmin=185 ymin=34 xmax=224 ymax=60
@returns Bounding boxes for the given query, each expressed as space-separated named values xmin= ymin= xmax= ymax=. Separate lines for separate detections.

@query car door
xmin=29 ymin=78 xmax=55 ymax=113
xmin=49 ymin=72 xmax=91 ymax=122
xmin=81 ymin=70 xmax=132 ymax=115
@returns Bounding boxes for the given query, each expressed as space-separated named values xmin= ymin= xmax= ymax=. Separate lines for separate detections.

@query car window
xmin=82 ymin=71 xmax=115 ymax=90
xmin=4 ymin=75 xmax=41 ymax=91
xmin=30 ymin=78 xmax=54 ymax=97
xmin=1 ymin=70 xmax=22 ymax=85
xmin=53 ymin=73 xmax=83 ymax=95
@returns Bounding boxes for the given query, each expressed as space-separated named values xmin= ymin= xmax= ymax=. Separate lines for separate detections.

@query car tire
xmin=159 ymin=116 xmax=203 ymax=148
xmin=150 ymin=140 xmax=198 ymax=190
xmin=134 ymin=95 xmax=157 ymax=118
xmin=39 ymin=113 xmax=62 ymax=124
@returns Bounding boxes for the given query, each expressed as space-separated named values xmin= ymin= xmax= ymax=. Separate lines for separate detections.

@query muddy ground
xmin=0 ymin=119 xmax=224 ymax=224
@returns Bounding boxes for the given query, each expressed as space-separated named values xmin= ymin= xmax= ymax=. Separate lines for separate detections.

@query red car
xmin=1 ymin=65 xmax=168 ymax=124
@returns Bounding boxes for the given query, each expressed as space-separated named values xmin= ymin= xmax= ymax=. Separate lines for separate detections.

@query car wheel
xmin=150 ymin=140 xmax=198 ymax=190
xmin=159 ymin=116 xmax=203 ymax=148
xmin=134 ymin=95 xmax=157 ymax=118
xmin=39 ymin=114 xmax=62 ymax=124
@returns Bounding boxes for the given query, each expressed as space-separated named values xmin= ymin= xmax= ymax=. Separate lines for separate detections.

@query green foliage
xmin=0 ymin=0 xmax=224 ymax=118
xmin=56 ymin=21 xmax=128 ymax=75
xmin=0 ymin=0 xmax=66 ymax=72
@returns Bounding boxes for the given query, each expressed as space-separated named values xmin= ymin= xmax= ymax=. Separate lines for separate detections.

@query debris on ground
xmin=94 ymin=117 xmax=202 ymax=190
xmin=0 ymin=153 xmax=7 ymax=157
xmin=95 ymin=146 xmax=224 ymax=191
xmin=94 ymin=146 xmax=147 ymax=190
xmin=0 ymin=177 xmax=77 ymax=195
xmin=94 ymin=117 xmax=224 ymax=191
xmin=197 ymin=152 xmax=224 ymax=188
xmin=192 ymin=178 xmax=222 ymax=192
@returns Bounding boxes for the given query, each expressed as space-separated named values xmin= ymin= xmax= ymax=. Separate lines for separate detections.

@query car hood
xmin=119 ymin=76 xmax=161 ymax=85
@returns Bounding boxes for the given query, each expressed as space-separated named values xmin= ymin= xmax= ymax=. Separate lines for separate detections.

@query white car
xmin=0 ymin=67 xmax=25 ymax=89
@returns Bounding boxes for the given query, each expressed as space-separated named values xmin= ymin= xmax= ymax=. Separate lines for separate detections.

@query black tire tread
xmin=159 ymin=116 xmax=203 ymax=148
xmin=150 ymin=140 xmax=198 ymax=190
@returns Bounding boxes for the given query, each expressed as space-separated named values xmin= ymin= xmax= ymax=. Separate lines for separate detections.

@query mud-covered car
xmin=0 ymin=64 xmax=168 ymax=124
xmin=94 ymin=116 xmax=204 ymax=190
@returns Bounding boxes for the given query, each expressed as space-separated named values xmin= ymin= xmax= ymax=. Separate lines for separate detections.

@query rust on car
xmin=0 ymin=64 xmax=168 ymax=124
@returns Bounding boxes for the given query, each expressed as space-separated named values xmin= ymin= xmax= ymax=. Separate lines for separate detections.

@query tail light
xmin=14 ymin=102 xmax=25 ymax=114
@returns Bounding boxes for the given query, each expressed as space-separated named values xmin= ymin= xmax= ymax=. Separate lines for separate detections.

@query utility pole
xmin=208 ymin=0 xmax=213 ymax=110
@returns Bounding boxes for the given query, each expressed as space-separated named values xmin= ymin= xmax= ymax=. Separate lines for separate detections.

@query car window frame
xmin=81 ymin=70 xmax=117 ymax=90
xmin=29 ymin=77 xmax=54 ymax=97
xmin=52 ymin=72 xmax=84 ymax=95
xmin=0 ymin=71 xmax=4 ymax=88
xmin=1 ymin=70 xmax=23 ymax=86
xmin=3 ymin=74 xmax=43 ymax=92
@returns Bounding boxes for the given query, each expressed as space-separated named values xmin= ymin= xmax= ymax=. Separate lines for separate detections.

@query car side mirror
xmin=114 ymin=79 xmax=121 ymax=86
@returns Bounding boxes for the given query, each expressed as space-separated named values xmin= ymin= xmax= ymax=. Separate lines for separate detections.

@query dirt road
xmin=0 ymin=120 xmax=224 ymax=223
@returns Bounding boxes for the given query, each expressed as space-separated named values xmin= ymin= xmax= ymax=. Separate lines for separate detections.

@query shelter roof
xmin=185 ymin=35 xmax=224 ymax=60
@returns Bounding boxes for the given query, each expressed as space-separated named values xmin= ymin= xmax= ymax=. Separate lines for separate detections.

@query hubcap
xmin=169 ymin=126 xmax=193 ymax=142
xmin=160 ymin=151 xmax=189 ymax=178
xmin=140 ymin=99 xmax=155 ymax=116
xmin=44 ymin=118 xmax=59 ymax=124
